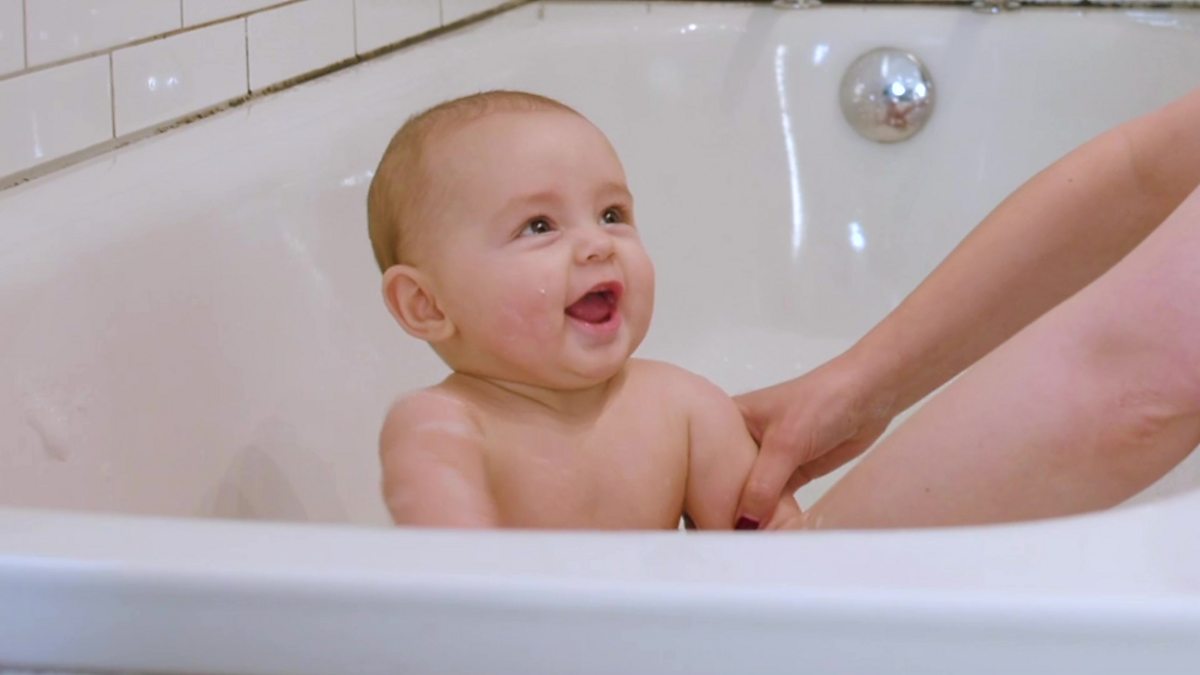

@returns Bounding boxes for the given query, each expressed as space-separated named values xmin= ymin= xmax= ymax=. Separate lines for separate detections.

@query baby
xmin=367 ymin=90 xmax=801 ymax=529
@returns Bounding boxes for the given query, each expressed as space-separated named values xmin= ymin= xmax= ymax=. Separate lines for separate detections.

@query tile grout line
xmin=108 ymin=52 xmax=116 ymax=138
xmin=0 ymin=0 xmax=536 ymax=191
xmin=20 ymin=0 xmax=27 ymax=68
xmin=0 ymin=0 xmax=306 ymax=85
xmin=352 ymin=0 xmax=359 ymax=55
xmin=244 ymin=17 xmax=251 ymax=93
xmin=179 ymin=0 xmax=185 ymax=28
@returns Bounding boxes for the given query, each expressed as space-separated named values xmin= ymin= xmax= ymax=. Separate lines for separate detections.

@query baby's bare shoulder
xmin=378 ymin=386 xmax=499 ymax=527
xmin=625 ymin=359 xmax=735 ymax=411
xmin=626 ymin=358 xmax=703 ymax=383
xmin=379 ymin=386 xmax=485 ymax=459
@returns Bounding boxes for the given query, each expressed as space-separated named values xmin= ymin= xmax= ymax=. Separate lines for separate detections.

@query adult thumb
xmin=735 ymin=435 xmax=797 ymax=530
xmin=732 ymin=391 xmax=766 ymax=444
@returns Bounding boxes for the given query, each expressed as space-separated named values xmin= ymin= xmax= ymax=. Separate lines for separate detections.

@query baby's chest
xmin=484 ymin=417 xmax=690 ymax=528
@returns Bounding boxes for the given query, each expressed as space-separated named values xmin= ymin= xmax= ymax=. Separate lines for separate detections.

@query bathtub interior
xmin=1 ymin=1 xmax=1198 ymax=526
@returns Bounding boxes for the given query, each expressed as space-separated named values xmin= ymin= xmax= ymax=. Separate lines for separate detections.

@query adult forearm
xmin=852 ymin=87 xmax=1200 ymax=415
xmin=804 ymin=181 xmax=1200 ymax=529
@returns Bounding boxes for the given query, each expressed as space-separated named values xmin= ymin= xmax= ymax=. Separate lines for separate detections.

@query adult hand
xmin=733 ymin=353 xmax=898 ymax=527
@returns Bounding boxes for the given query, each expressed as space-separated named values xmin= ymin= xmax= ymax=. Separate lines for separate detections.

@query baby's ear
xmin=381 ymin=265 xmax=455 ymax=343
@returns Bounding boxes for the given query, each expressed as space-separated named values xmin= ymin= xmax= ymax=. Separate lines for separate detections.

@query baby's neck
xmin=445 ymin=369 xmax=624 ymax=422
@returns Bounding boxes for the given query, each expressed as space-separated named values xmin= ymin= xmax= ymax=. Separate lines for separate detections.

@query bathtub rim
xmin=2 ymin=483 xmax=1198 ymax=598
xmin=4 ymin=492 xmax=1200 ymax=674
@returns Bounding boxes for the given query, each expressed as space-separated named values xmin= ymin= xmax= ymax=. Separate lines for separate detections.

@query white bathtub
xmin=2 ymin=2 xmax=1199 ymax=673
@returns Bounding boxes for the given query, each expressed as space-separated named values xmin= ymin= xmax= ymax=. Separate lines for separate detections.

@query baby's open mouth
xmin=565 ymin=282 xmax=622 ymax=324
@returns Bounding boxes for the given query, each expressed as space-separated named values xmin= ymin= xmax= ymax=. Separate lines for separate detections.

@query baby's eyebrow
xmin=506 ymin=190 xmax=561 ymax=206
xmin=498 ymin=190 xmax=560 ymax=214
xmin=596 ymin=181 xmax=634 ymax=203
xmin=494 ymin=182 xmax=632 ymax=220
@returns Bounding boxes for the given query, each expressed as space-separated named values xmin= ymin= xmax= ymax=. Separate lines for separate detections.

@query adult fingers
xmin=787 ymin=432 xmax=883 ymax=497
xmin=735 ymin=430 xmax=803 ymax=529
xmin=797 ymin=433 xmax=881 ymax=482
xmin=783 ymin=467 xmax=815 ymax=495
xmin=779 ymin=437 xmax=871 ymax=497
xmin=732 ymin=390 xmax=768 ymax=445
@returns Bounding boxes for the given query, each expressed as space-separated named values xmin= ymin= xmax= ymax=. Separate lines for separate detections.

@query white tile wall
xmin=442 ymin=0 xmax=508 ymax=25
xmin=355 ymin=0 xmax=441 ymax=54
xmin=183 ymin=0 xmax=286 ymax=27
xmin=0 ymin=0 xmax=517 ymax=181
xmin=113 ymin=19 xmax=248 ymax=136
xmin=0 ymin=56 xmax=111 ymax=177
xmin=0 ymin=0 xmax=22 ymax=76
xmin=25 ymin=0 xmax=181 ymax=67
xmin=247 ymin=0 xmax=355 ymax=91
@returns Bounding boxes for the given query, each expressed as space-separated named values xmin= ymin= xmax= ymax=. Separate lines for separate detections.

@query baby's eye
xmin=601 ymin=207 xmax=628 ymax=225
xmin=519 ymin=218 xmax=554 ymax=237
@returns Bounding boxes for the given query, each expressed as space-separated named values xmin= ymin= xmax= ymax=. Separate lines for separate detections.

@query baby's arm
xmin=379 ymin=391 xmax=499 ymax=527
xmin=679 ymin=369 xmax=803 ymax=530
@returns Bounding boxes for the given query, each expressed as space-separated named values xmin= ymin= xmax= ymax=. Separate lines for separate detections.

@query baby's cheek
xmin=627 ymin=257 xmax=656 ymax=323
xmin=490 ymin=288 xmax=560 ymax=350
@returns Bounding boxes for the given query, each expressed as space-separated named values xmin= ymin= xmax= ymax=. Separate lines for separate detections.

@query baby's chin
xmin=560 ymin=338 xmax=644 ymax=387
xmin=551 ymin=352 xmax=643 ymax=390
xmin=447 ymin=353 xmax=629 ymax=392
xmin=557 ymin=359 xmax=630 ymax=389
xmin=503 ymin=357 xmax=628 ymax=392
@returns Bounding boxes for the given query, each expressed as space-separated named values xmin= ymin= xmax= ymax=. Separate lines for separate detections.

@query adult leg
xmin=807 ymin=182 xmax=1200 ymax=529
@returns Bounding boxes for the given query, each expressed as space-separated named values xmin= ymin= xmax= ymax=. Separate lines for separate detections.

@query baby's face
xmin=418 ymin=110 xmax=655 ymax=389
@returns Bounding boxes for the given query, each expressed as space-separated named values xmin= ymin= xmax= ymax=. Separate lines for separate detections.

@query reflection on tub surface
xmin=210 ymin=417 xmax=348 ymax=522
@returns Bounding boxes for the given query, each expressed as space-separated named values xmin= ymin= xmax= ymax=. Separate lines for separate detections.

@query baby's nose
xmin=575 ymin=227 xmax=615 ymax=263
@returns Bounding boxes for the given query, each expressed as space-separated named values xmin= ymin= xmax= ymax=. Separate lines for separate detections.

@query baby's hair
xmin=367 ymin=90 xmax=582 ymax=272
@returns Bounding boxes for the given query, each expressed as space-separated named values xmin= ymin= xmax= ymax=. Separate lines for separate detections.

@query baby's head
xmin=367 ymin=91 xmax=655 ymax=390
